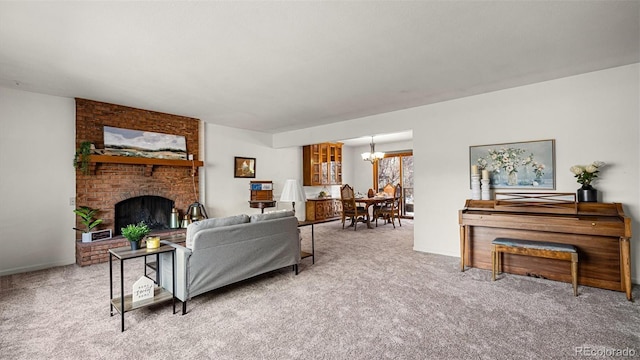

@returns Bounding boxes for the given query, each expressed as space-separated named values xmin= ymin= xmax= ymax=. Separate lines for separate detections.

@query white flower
xmin=571 ymin=160 xmax=606 ymax=186
xmin=570 ymin=166 xmax=584 ymax=175
xmin=585 ymin=164 xmax=598 ymax=173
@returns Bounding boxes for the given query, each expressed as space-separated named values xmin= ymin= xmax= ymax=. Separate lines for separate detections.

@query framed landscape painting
xmin=234 ymin=157 xmax=256 ymax=178
xmin=103 ymin=126 xmax=187 ymax=160
xmin=469 ymin=139 xmax=555 ymax=189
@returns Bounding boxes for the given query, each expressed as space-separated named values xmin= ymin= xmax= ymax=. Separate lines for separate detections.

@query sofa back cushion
xmin=250 ymin=209 xmax=294 ymax=223
xmin=186 ymin=214 xmax=250 ymax=248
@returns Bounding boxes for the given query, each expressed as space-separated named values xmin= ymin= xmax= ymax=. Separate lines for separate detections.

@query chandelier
xmin=361 ymin=136 xmax=385 ymax=163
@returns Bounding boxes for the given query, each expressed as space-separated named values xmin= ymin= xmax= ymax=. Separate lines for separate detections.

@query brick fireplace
xmin=75 ymin=99 xmax=200 ymax=266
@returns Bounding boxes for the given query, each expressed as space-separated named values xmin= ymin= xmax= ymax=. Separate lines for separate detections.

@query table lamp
xmin=280 ymin=179 xmax=306 ymax=215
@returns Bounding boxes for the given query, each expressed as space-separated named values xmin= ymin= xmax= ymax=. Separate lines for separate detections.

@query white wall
xmin=0 ymin=87 xmax=76 ymax=275
xmin=200 ymin=123 xmax=305 ymax=221
xmin=274 ymin=64 xmax=640 ymax=283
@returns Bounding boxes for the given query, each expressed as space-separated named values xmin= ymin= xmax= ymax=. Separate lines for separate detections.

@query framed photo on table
xmin=234 ymin=157 xmax=256 ymax=178
xmin=469 ymin=139 xmax=555 ymax=189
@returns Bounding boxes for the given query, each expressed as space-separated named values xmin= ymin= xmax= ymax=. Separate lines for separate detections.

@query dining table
xmin=355 ymin=196 xmax=395 ymax=229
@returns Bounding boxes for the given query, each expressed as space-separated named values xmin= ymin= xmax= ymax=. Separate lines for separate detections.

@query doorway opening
xmin=374 ymin=151 xmax=413 ymax=218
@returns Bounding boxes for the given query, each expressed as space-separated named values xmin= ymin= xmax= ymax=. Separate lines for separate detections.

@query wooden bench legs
xmin=491 ymin=239 xmax=579 ymax=296
xmin=571 ymin=257 xmax=578 ymax=296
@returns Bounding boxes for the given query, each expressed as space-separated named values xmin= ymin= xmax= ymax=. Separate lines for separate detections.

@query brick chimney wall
xmin=75 ymin=98 xmax=200 ymax=248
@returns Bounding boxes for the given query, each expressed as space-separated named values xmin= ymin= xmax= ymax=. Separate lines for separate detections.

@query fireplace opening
xmin=114 ymin=196 xmax=174 ymax=236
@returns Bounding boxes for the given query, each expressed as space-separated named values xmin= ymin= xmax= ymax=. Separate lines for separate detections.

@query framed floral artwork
xmin=234 ymin=157 xmax=256 ymax=178
xmin=469 ymin=139 xmax=555 ymax=189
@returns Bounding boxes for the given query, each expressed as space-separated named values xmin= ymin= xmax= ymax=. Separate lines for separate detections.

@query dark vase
xmin=129 ymin=240 xmax=141 ymax=250
xmin=577 ymin=185 xmax=598 ymax=203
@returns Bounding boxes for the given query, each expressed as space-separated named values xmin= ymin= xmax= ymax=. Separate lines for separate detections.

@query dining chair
xmin=340 ymin=184 xmax=367 ymax=231
xmin=382 ymin=183 xmax=395 ymax=197
xmin=373 ymin=183 xmax=393 ymax=215
xmin=375 ymin=184 xmax=402 ymax=228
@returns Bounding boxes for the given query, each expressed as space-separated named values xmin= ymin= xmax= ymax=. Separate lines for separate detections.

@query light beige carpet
xmin=1 ymin=219 xmax=638 ymax=359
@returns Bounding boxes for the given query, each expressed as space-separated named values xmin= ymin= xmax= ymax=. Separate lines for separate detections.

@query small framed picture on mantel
xmin=234 ymin=157 xmax=256 ymax=178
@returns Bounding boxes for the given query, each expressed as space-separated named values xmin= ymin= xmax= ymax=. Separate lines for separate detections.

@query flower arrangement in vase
xmin=478 ymin=147 xmax=540 ymax=186
xmin=531 ymin=161 xmax=546 ymax=186
xmin=570 ymin=161 xmax=605 ymax=202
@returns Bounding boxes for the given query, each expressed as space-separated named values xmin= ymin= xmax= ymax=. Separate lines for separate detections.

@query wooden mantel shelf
xmin=88 ymin=155 xmax=204 ymax=176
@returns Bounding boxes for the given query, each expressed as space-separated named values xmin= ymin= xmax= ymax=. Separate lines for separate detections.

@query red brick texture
xmin=75 ymin=229 xmax=186 ymax=266
xmin=74 ymin=98 xmax=200 ymax=266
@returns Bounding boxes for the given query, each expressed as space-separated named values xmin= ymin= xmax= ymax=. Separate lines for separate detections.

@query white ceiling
xmin=339 ymin=131 xmax=413 ymax=147
xmin=1 ymin=1 xmax=638 ymax=139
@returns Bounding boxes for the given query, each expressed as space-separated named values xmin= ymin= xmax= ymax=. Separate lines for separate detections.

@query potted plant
xmin=570 ymin=161 xmax=606 ymax=202
xmin=73 ymin=141 xmax=92 ymax=175
xmin=73 ymin=206 xmax=106 ymax=243
xmin=121 ymin=222 xmax=151 ymax=250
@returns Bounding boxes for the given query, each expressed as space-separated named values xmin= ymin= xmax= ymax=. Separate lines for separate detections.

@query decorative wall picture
xmin=234 ymin=157 xmax=256 ymax=178
xmin=103 ymin=126 xmax=187 ymax=160
xmin=470 ymin=139 xmax=555 ymax=189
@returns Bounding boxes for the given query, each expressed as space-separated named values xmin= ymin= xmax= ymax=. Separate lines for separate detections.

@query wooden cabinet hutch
xmin=302 ymin=143 xmax=343 ymax=186
xmin=305 ymin=198 xmax=342 ymax=222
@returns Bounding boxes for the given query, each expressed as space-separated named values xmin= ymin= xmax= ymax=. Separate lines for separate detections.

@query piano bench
xmin=491 ymin=238 xmax=579 ymax=296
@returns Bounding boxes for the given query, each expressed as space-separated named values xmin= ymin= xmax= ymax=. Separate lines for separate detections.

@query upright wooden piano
xmin=458 ymin=193 xmax=633 ymax=300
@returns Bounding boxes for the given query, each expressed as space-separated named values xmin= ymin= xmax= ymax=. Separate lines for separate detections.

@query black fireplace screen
xmin=114 ymin=196 xmax=174 ymax=236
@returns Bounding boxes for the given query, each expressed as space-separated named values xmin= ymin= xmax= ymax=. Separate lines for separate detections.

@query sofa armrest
xmin=159 ymin=240 xmax=192 ymax=302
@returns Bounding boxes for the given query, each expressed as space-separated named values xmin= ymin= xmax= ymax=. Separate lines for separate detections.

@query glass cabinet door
xmin=311 ymin=144 xmax=321 ymax=185
xmin=303 ymin=142 xmax=343 ymax=186
xmin=327 ymin=144 xmax=342 ymax=185
xmin=320 ymin=144 xmax=329 ymax=185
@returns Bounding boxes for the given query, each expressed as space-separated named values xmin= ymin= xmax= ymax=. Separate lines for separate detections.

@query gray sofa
xmin=159 ymin=210 xmax=300 ymax=314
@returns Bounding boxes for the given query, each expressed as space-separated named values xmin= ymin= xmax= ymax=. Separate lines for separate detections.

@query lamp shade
xmin=280 ymin=179 xmax=306 ymax=203
xmin=361 ymin=136 xmax=385 ymax=163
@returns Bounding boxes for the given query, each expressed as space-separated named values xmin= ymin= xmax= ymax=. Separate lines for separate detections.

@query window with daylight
xmin=374 ymin=152 xmax=413 ymax=217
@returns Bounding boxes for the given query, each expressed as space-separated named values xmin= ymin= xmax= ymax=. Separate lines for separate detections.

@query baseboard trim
xmin=0 ymin=258 xmax=76 ymax=277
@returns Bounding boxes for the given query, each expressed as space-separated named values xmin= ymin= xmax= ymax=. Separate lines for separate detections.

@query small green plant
xmin=121 ymin=222 xmax=151 ymax=243
xmin=73 ymin=141 xmax=92 ymax=175
xmin=73 ymin=206 xmax=103 ymax=233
